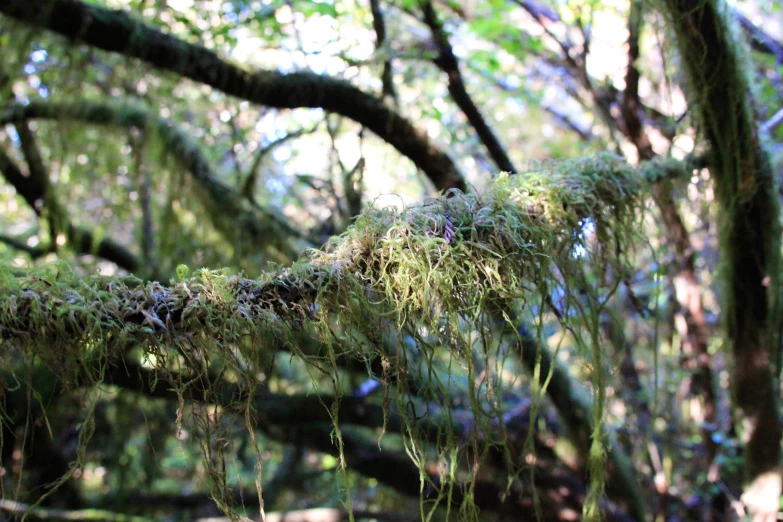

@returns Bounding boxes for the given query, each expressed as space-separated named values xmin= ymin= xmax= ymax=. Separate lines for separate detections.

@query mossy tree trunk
xmin=662 ymin=0 xmax=783 ymax=519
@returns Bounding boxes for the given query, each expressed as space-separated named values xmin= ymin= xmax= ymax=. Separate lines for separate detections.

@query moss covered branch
xmin=0 ymin=154 xmax=682 ymax=350
xmin=0 ymin=155 xmax=688 ymax=519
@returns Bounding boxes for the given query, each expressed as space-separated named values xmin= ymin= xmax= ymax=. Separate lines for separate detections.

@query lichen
xmin=0 ymin=153 xmax=687 ymax=521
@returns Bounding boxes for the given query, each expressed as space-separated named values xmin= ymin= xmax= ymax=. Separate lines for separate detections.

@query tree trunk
xmin=661 ymin=0 xmax=783 ymax=519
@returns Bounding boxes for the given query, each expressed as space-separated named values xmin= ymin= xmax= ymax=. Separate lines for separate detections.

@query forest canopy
xmin=0 ymin=0 xmax=782 ymax=522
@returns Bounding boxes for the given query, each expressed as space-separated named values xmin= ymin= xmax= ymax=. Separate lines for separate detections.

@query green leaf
xmin=176 ymin=264 xmax=190 ymax=281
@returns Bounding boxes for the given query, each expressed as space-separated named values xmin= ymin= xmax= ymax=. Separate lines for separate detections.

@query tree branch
xmin=0 ymin=0 xmax=465 ymax=192
xmin=0 ymin=155 xmax=685 ymax=351
xmin=419 ymin=0 xmax=516 ymax=173
xmin=0 ymin=157 xmax=690 ymax=521
xmin=369 ymin=0 xmax=398 ymax=106
xmin=0 ymin=145 xmax=141 ymax=272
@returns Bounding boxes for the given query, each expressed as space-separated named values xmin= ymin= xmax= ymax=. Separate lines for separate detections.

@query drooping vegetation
xmin=0 ymin=0 xmax=781 ymax=521
xmin=2 ymin=154 xmax=679 ymax=519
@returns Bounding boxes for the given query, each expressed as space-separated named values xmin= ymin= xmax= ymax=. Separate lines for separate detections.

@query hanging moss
xmin=0 ymin=154 xmax=688 ymax=521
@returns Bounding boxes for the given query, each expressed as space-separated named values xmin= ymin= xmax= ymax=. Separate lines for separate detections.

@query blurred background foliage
xmin=0 ymin=0 xmax=782 ymax=521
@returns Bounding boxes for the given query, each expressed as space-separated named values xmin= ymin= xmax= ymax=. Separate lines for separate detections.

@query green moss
xmin=0 ymin=154 xmax=688 ymax=520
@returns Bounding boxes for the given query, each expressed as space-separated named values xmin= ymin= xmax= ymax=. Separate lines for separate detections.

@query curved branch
xmin=0 ymin=0 xmax=465 ymax=192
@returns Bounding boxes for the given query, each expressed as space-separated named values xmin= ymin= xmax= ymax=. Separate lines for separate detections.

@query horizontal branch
xmin=0 ymin=154 xmax=679 ymax=350
xmin=0 ymin=156 xmax=688 ymax=520
xmin=0 ymin=0 xmax=465 ymax=192
xmin=0 ymin=154 xmax=692 ymax=358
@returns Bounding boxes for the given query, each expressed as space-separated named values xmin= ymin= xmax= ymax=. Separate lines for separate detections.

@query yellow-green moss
xmin=0 ymin=154 xmax=689 ymax=521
